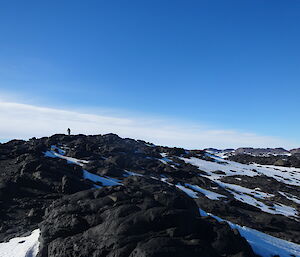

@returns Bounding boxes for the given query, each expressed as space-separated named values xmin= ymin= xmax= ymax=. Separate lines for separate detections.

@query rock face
xmin=38 ymin=176 xmax=255 ymax=257
xmin=0 ymin=138 xmax=91 ymax=242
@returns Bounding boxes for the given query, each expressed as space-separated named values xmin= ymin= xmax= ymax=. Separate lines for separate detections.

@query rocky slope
xmin=206 ymin=147 xmax=297 ymax=158
xmin=228 ymin=154 xmax=300 ymax=168
xmin=206 ymin=147 xmax=300 ymax=167
xmin=0 ymin=134 xmax=299 ymax=257
xmin=233 ymin=148 xmax=290 ymax=156
xmin=38 ymin=176 xmax=255 ymax=257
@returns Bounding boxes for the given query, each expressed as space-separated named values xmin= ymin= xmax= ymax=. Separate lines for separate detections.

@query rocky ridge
xmin=206 ymin=147 xmax=300 ymax=167
xmin=0 ymin=134 xmax=299 ymax=257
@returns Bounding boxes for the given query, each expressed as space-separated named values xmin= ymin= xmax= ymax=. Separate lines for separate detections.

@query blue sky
xmin=0 ymin=1 xmax=299 ymax=148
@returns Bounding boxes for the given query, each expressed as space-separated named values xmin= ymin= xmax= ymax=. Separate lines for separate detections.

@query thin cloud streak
xmin=0 ymin=101 xmax=296 ymax=149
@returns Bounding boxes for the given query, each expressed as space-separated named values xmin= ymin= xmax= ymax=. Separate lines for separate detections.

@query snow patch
xmin=224 ymin=186 xmax=298 ymax=218
xmin=199 ymin=209 xmax=300 ymax=257
xmin=44 ymin=150 xmax=89 ymax=166
xmin=217 ymin=182 xmax=274 ymax=199
xmin=83 ymin=170 xmax=121 ymax=188
xmin=50 ymin=145 xmax=65 ymax=155
xmin=0 ymin=229 xmax=40 ymax=257
xmin=159 ymin=153 xmax=178 ymax=169
xmin=123 ymin=170 xmax=144 ymax=177
xmin=185 ymin=184 xmax=226 ymax=200
xmin=181 ymin=156 xmax=299 ymax=218
xmin=279 ymin=191 xmax=300 ymax=205
xmin=175 ymin=184 xmax=198 ymax=199
xmin=181 ymin=156 xmax=300 ymax=186
xmin=45 ymin=147 xmax=121 ymax=188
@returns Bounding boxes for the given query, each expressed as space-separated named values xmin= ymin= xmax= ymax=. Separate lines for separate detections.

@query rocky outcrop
xmin=0 ymin=140 xmax=91 ymax=242
xmin=0 ymin=133 xmax=299 ymax=255
xmin=234 ymin=148 xmax=290 ymax=156
xmin=228 ymin=154 xmax=300 ymax=168
xmin=208 ymin=147 xmax=300 ymax=159
xmin=290 ymin=148 xmax=300 ymax=155
xmin=38 ymin=176 xmax=256 ymax=257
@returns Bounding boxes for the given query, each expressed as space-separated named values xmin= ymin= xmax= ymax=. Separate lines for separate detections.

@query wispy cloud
xmin=0 ymin=101 xmax=296 ymax=149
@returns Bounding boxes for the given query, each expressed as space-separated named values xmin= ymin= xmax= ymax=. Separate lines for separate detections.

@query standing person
xmin=67 ymin=128 xmax=71 ymax=136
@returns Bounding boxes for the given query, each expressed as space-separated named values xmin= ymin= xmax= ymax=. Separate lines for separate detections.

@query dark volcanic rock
xmin=234 ymin=148 xmax=290 ymax=156
xmin=290 ymin=148 xmax=300 ymax=155
xmin=38 ymin=177 xmax=256 ymax=257
xmin=1 ymin=133 xmax=299 ymax=255
xmin=195 ymin=195 xmax=300 ymax=244
xmin=0 ymin=152 xmax=91 ymax=242
xmin=229 ymin=153 xmax=300 ymax=168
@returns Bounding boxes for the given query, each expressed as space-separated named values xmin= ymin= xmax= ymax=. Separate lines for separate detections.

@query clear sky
xmin=0 ymin=1 xmax=299 ymax=148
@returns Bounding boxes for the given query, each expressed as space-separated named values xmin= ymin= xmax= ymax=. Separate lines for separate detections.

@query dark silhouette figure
xmin=67 ymin=128 xmax=71 ymax=136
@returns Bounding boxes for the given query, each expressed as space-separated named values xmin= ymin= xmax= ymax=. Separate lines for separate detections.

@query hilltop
xmin=0 ymin=134 xmax=299 ymax=257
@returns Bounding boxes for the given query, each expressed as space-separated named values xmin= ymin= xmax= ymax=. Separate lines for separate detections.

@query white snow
xmin=0 ymin=229 xmax=40 ymax=257
xmin=50 ymin=145 xmax=66 ymax=155
xmin=159 ymin=153 xmax=178 ymax=169
xmin=279 ymin=191 xmax=300 ymax=205
xmin=185 ymin=184 xmax=226 ymax=200
xmin=44 ymin=150 xmax=89 ymax=166
xmin=158 ymin=173 xmax=298 ymax=218
xmin=160 ymin=177 xmax=173 ymax=186
xmin=82 ymin=170 xmax=121 ymax=188
xmin=217 ymin=182 xmax=274 ymax=199
xmin=159 ymin=158 xmax=170 ymax=165
xmin=123 ymin=170 xmax=144 ymax=177
xmin=199 ymin=209 xmax=300 ymax=257
xmin=44 ymin=147 xmax=121 ymax=188
xmin=180 ymin=156 xmax=299 ymax=218
xmin=227 ymin=189 xmax=298 ymax=217
xmin=161 ymin=179 xmax=226 ymax=201
xmin=175 ymin=184 xmax=198 ymax=199
xmin=270 ymin=203 xmax=298 ymax=218
xmin=181 ymin=156 xmax=300 ymax=186
xmin=217 ymin=182 xmax=298 ymax=218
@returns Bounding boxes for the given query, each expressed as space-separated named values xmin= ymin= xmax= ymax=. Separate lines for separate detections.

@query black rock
xmin=38 ymin=176 xmax=256 ymax=257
